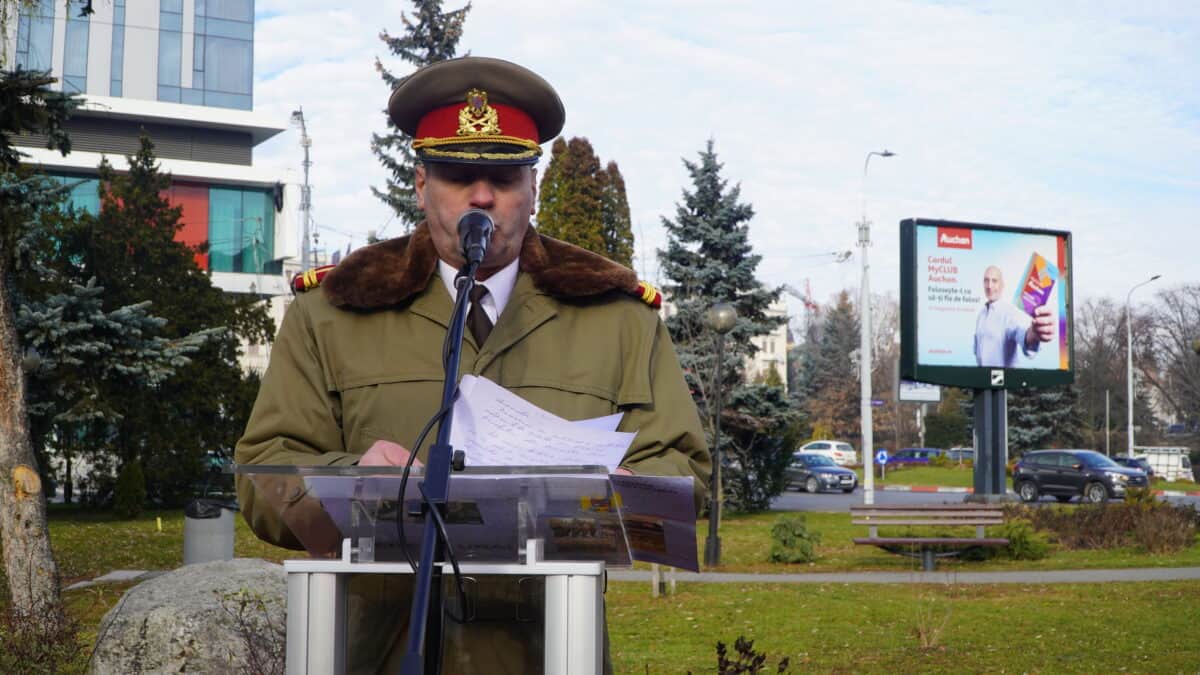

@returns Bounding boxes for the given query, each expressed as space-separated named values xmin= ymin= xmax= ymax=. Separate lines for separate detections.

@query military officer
xmin=235 ymin=56 xmax=709 ymax=673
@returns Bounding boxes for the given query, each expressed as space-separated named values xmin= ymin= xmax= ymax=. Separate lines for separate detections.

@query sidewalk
xmin=72 ymin=565 xmax=1200 ymax=590
xmin=609 ymin=566 xmax=1200 ymax=585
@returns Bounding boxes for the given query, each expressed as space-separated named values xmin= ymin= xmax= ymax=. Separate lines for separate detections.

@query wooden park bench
xmin=850 ymin=503 xmax=1009 ymax=571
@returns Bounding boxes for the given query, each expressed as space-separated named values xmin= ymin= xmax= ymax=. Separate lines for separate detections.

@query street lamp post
xmin=703 ymin=302 xmax=738 ymax=568
xmin=1126 ymin=274 xmax=1161 ymax=457
xmin=858 ymin=149 xmax=894 ymax=506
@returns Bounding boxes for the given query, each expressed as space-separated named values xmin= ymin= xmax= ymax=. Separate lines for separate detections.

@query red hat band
xmin=412 ymin=88 xmax=541 ymax=158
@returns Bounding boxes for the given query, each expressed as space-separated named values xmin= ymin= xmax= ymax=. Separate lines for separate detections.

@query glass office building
xmin=8 ymin=0 xmax=294 ymax=306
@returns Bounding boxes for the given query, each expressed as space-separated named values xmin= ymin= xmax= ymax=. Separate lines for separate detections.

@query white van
xmin=1132 ymin=446 xmax=1195 ymax=482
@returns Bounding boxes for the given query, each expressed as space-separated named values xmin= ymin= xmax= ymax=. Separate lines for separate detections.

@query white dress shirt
xmin=437 ymin=257 xmax=519 ymax=325
xmin=974 ymin=300 xmax=1038 ymax=367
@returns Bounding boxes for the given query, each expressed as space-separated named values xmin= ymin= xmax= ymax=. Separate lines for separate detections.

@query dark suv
xmin=1012 ymin=449 xmax=1149 ymax=503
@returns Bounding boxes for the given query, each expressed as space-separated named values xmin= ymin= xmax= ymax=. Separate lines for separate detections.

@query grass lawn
xmin=608 ymin=581 xmax=1200 ymax=673
xmin=8 ymin=504 xmax=1199 ymax=673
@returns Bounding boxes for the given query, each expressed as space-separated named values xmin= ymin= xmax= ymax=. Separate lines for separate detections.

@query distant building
xmin=659 ymin=296 xmax=790 ymax=391
xmin=5 ymin=0 xmax=298 ymax=373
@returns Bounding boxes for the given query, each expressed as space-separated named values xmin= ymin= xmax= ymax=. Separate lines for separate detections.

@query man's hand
xmin=1025 ymin=305 xmax=1055 ymax=348
xmin=613 ymin=467 xmax=634 ymax=476
xmin=359 ymin=439 xmax=422 ymax=467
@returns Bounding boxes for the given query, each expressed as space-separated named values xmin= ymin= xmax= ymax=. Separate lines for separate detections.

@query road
xmin=771 ymin=487 xmax=1200 ymax=511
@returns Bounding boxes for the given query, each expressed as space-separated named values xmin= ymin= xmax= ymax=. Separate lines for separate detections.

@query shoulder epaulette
xmin=630 ymin=280 xmax=662 ymax=309
xmin=291 ymin=265 xmax=336 ymax=293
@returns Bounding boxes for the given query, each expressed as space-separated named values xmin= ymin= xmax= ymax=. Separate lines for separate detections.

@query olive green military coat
xmin=236 ymin=223 xmax=710 ymax=550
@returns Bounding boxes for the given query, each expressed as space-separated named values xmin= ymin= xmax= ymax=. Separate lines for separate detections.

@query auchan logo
xmin=937 ymin=227 xmax=973 ymax=249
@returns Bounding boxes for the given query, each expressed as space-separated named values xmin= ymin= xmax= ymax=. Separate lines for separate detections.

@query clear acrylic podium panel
xmin=239 ymin=464 xmax=634 ymax=568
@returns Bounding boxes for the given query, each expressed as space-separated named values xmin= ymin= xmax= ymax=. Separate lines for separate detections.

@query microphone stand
xmin=400 ymin=261 xmax=478 ymax=675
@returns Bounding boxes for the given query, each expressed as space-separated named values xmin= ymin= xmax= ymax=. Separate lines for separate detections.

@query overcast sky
xmin=251 ymin=1 xmax=1199 ymax=324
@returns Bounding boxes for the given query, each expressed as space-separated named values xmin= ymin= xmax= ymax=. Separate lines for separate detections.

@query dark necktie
xmin=467 ymin=285 xmax=493 ymax=346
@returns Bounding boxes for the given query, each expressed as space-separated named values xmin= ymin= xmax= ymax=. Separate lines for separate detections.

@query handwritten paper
xmin=450 ymin=375 xmax=635 ymax=471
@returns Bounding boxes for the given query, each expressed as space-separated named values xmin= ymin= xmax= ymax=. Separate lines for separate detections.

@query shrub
xmin=768 ymin=514 xmax=821 ymax=563
xmin=0 ymin=605 xmax=83 ymax=673
xmin=692 ymin=636 xmax=790 ymax=674
xmin=928 ymin=453 xmax=950 ymax=468
xmin=1005 ymin=501 xmax=1198 ymax=554
xmin=113 ymin=459 xmax=146 ymax=519
xmin=993 ymin=518 xmax=1050 ymax=560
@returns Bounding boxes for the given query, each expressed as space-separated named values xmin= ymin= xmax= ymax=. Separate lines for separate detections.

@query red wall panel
xmin=164 ymin=182 xmax=210 ymax=270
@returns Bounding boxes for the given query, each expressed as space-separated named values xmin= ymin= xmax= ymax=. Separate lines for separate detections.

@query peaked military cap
xmin=388 ymin=56 xmax=565 ymax=166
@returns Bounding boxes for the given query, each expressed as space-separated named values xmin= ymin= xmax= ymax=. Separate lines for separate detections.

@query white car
xmin=797 ymin=440 xmax=858 ymax=466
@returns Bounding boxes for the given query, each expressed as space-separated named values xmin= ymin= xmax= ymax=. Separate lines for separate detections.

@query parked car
xmin=1112 ymin=455 xmax=1154 ymax=479
xmin=946 ymin=447 xmax=975 ymax=463
xmin=796 ymin=440 xmax=857 ymax=466
xmin=787 ymin=453 xmax=858 ymax=493
xmin=1012 ymin=449 xmax=1149 ymax=503
xmin=890 ymin=448 xmax=943 ymax=464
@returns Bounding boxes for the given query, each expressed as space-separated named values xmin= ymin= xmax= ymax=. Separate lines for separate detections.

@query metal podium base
xmin=284 ymin=540 xmax=604 ymax=674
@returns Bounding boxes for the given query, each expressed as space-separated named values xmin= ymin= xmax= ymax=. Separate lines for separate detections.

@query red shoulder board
xmin=291 ymin=265 xmax=336 ymax=293
xmin=630 ymin=280 xmax=662 ymax=309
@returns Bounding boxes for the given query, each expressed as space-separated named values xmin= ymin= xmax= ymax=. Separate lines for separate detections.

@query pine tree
xmin=370 ymin=1 xmax=471 ymax=230
xmin=537 ymin=137 xmax=604 ymax=253
xmin=598 ymin=160 xmax=634 ymax=267
xmin=658 ymin=139 xmax=786 ymax=512
xmin=0 ymin=68 xmax=78 ymax=616
xmin=800 ymin=291 xmax=861 ymax=440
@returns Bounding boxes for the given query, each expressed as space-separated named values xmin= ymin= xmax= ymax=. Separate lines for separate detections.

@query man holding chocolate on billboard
xmin=974 ymin=265 xmax=1054 ymax=367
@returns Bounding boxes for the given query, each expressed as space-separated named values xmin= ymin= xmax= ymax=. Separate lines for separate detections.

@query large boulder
xmin=91 ymin=558 xmax=286 ymax=674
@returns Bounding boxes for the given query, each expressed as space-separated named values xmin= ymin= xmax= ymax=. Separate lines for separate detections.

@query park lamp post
xmin=703 ymin=302 xmax=737 ymax=568
xmin=1126 ymin=274 xmax=1161 ymax=457
xmin=858 ymin=149 xmax=895 ymax=506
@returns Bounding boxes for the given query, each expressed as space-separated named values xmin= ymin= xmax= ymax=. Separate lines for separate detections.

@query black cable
xmin=394 ymin=404 xmax=450 ymax=573
xmin=419 ymin=481 xmax=470 ymax=624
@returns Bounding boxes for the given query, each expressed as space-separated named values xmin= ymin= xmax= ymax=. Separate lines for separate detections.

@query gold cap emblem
xmin=457 ymin=88 xmax=501 ymax=136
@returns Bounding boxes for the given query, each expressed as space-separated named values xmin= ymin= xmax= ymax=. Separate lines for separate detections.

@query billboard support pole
xmin=969 ymin=388 xmax=1011 ymax=501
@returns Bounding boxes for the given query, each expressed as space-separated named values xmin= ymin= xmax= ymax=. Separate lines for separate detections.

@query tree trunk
xmin=0 ymin=266 xmax=61 ymax=612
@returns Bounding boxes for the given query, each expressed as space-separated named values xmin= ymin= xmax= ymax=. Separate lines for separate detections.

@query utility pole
xmin=858 ymin=149 xmax=894 ymax=505
xmin=291 ymin=108 xmax=313 ymax=271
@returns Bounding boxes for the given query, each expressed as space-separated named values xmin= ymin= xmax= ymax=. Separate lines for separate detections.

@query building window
xmin=110 ymin=0 xmax=125 ymax=96
xmin=47 ymin=173 xmax=101 ymax=215
xmin=209 ymin=186 xmax=275 ymax=274
xmin=62 ymin=0 xmax=91 ymax=93
xmin=16 ymin=0 xmax=55 ymax=72
xmin=191 ymin=0 xmax=253 ymax=110
xmin=157 ymin=0 xmax=184 ymax=103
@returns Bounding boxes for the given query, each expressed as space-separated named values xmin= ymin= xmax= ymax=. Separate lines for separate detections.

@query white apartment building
xmin=659 ymin=295 xmax=790 ymax=391
xmin=6 ymin=0 xmax=298 ymax=372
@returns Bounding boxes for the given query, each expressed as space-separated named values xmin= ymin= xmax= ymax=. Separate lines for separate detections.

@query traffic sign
xmin=871 ymin=399 xmax=885 ymax=407
xmin=875 ymin=449 xmax=889 ymax=465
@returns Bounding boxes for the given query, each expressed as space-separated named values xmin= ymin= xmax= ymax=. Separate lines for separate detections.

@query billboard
xmin=900 ymin=218 xmax=1074 ymax=389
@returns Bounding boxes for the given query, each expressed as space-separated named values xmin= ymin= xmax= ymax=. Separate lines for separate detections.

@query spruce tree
xmin=1007 ymin=385 xmax=1085 ymax=454
xmin=32 ymin=134 xmax=274 ymax=505
xmin=370 ymin=0 xmax=471 ymax=230
xmin=658 ymin=139 xmax=787 ymax=512
xmin=799 ymin=291 xmax=861 ymax=440
xmin=0 ymin=67 xmax=78 ymax=616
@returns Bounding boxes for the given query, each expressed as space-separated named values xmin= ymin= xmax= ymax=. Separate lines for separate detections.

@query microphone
xmin=457 ymin=209 xmax=494 ymax=268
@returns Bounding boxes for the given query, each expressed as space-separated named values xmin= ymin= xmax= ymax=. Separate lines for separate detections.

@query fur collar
xmin=322 ymin=222 xmax=639 ymax=310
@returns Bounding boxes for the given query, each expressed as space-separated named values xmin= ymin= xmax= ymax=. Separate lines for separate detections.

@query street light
xmin=858 ymin=149 xmax=895 ymax=506
xmin=1126 ymin=274 xmax=1161 ymax=457
xmin=703 ymin=302 xmax=737 ymax=568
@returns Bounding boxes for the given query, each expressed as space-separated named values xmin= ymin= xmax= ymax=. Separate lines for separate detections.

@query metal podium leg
xmin=288 ymin=572 xmax=347 ymax=675
xmin=544 ymin=576 xmax=569 ymax=673
xmin=567 ymin=575 xmax=602 ymax=674
xmin=544 ymin=574 xmax=602 ymax=674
